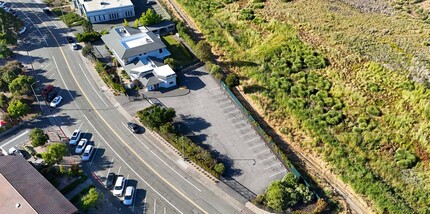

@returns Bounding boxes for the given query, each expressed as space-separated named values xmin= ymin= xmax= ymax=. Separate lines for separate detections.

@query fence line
xmin=220 ymin=81 xmax=320 ymax=199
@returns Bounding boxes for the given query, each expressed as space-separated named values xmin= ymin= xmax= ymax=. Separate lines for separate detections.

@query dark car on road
xmin=127 ymin=122 xmax=140 ymax=133
xmin=66 ymin=37 xmax=74 ymax=43
xmin=46 ymin=91 xmax=57 ymax=102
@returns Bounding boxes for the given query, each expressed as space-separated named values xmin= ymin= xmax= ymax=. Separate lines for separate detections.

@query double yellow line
xmin=21 ymin=2 xmax=208 ymax=213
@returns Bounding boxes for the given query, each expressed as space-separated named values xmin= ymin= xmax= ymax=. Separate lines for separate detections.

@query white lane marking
xmin=90 ymin=142 xmax=100 ymax=165
xmin=78 ymin=64 xmax=109 ymax=108
xmin=264 ymin=163 xmax=281 ymax=170
xmin=164 ymin=207 xmax=166 ymax=214
xmin=117 ymin=165 xmax=122 ymax=175
xmin=249 ymin=143 xmax=265 ymax=150
xmin=78 ymin=122 xmax=84 ymax=130
xmin=269 ymin=169 xmax=287 ymax=178
xmin=121 ymin=122 xmax=201 ymax=192
xmin=84 ymin=115 xmax=184 ymax=214
xmin=48 ymin=73 xmax=55 ymax=79
xmin=52 ymin=56 xmax=76 ymax=103
xmin=0 ymin=130 xmax=29 ymax=148
xmin=154 ymin=198 xmax=157 ymax=214
xmin=254 ymin=149 xmax=271 ymax=156
xmin=19 ymin=10 xmax=48 ymax=46
xmin=258 ymin=156 xmax=276 ymax=164
xmin=106 ymin=158 xmax=114 ymax=182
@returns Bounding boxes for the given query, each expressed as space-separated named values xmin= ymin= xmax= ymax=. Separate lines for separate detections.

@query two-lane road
xmin=9 ymin=0 xmax=251 ymax=213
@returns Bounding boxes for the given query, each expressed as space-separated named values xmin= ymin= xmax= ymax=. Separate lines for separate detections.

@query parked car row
xmin=106 ymin=173 xmax=135 ymax=206
xmin=1 ymin=1 xmax=27 ymax=34
xmin=69 ymin=129 xmax=94 ymax=162
xmin=41 ymin=84 xmax=63 ymax=108
xmin=68 ymin=128 xmax=135 ymax=205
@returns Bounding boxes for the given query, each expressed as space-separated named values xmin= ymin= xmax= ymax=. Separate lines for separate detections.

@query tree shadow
xmin=175 ymin=114 xmax=211 ymax=133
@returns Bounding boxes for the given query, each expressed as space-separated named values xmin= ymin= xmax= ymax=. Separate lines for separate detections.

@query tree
xmin=0 ymin=93 xmax=8 ymax=108
xmin=214 ymin=163 xmax=225 ymax=175
xmin=82 ymin=43 xmax=94 ymax=58
xmin=195 ymin=41 xmax=212 ymax=62
xmin=9 ymin=75 xmax=35 ymax=95
xmin=42 ymin=143 xmax=67 ymax=165
xmin=139 ymin=9 xmax=163 ymax=26
xmin=2 ymin=68 xmax=21 ymax=83
xmin=225 ymin=73 xmax=240 ymax=88
xmin=264 ymin=173 xmax=313 ymax=212
xmin=82 ymin=20 xmax=93 ymax=33
xmin=81 ymin=188 xmax=99 ymax=211
xmin=7 ymin=99 xmax=29 ymax=118
xmin=0 ymin=10 xmax=23 ymax=45
xmin=137 ymin=105 xmax=176 ymax=129
xmin=123 ymin=19 xmax=129 ymax=27
xmin=163 ymin=58 xmax=179 ymax=70
xmin=30 ymin=128 xmax=49 ymax=147
xmin=133 ymin=19 xmax=139 ymax=28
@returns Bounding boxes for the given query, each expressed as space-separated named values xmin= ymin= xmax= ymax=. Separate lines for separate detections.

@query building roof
xmin=101 ymin=26 xmax=166 ymax=59
xmin=145 ymin=20 xmax=176 ymax=32
xmin=141 ymin=73 xmax=162 ymax=87
xmin=0 ymin=156 xmax=78 ymax=214
xmin=154 ymin=65 xmax=175 ymax=78
xmin=78 ymin=0 xmax=134 ymax=13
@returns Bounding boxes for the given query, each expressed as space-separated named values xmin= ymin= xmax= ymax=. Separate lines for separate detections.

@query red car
xmin=41 ymin=85 xmax=54 ymax=96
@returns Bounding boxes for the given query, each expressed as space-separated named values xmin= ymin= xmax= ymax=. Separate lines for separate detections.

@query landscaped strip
xmin=161 ymin=0 xmax=430 ymax=213
xmin=60 ymin=175 xmax=88 ymax=195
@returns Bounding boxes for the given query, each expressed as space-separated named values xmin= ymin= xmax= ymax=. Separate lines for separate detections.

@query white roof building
xmin=73 ymin=0 xmax=135 ymax=23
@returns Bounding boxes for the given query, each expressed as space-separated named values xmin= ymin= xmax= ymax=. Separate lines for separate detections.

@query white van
xmin=113 ymin=175 xmax=125 ymax=196
xmin=81 ymin=145 xmax=94 ymax=161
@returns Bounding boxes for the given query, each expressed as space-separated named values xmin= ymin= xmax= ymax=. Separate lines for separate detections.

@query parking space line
xmin=117 ymin=166 xmax=122 ymax=175
xmin=240 ymin=132 xmax=257 ymax=138
xmin=154 ymin=198 xmax=157 ymax=214
xmin=84 ymin=115 xmax=184 ymax=213
xmin=121 ymin=123 xmax=202 ymax=192
xmin=254 ymin=149 xmax=271 ymax=156
xmin=264 ymin=163 xmax=281 ymax=170
xmin=106 ymin=157 xmax=114 ymax=182
xmin=19 ymin=10 xmax=48 ymax=46
xmin=78 ymin=122 xmax=84 ymax=130
xmin=257 ymin=156 xmax=276 ymax=164
xmin=249 ymin=143 xmax=265 ymax=150
xmin=245 ymin=137 xmax=260 ymax=144
xmin=90 ymin=142 xmax=100 ymax=165
xmin=48 ymin=73 xmax=55 ymax=79
xmin=269 ymin=169 xmax=287 ymax=178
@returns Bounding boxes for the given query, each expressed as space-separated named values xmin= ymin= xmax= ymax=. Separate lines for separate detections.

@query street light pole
xmin=30 ymin=81 xmax=43 ymax=113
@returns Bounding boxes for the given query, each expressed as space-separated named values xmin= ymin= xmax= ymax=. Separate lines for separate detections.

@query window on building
xmin=169 ymin=82 xmax=174 ymax=85
xmin=159 ymin=49 xmax=162 ymax=53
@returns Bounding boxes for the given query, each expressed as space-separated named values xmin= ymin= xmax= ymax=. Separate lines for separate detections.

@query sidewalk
xmin=65 ymin=178 xmax=93 ymax=200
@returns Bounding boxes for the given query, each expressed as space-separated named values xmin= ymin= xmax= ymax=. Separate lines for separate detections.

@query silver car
xmin=123 ymin=186 xmax=135 ymax=206
xmin=75 ymin=138 xmax=88 ymax=154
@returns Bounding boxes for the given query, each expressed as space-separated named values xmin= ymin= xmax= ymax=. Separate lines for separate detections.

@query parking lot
xmin=121 ymin=66 xmax=286 ymax=195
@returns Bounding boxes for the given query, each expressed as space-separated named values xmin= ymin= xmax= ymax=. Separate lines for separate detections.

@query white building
xmin=102 ymin=26 xmax=176 ymax=91
xmin=73 ymin=0 xmax=135 ymax=23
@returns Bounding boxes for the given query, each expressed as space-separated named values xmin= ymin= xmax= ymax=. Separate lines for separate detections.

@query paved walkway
xmin=65 ymin=178 xmax=93 ymax=200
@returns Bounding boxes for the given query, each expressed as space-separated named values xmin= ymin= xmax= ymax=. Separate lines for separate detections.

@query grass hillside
xmin=172 ymin=0 xmax=430 ymax=213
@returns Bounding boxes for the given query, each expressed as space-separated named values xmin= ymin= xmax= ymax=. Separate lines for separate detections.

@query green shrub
xmin=240 ymin=8 xmax=255 ymax=20
xmin=30 ymin=128 xmax=49 ymax=147
xmin=76 ymin=32 xmax=101 ymax=42
xmin=61 ymin=13 xmax=85 ymax=27
xmin=225 ymin=73 xmax=240 ymax=88
xmin=394 ymin=149 xmax=418 ymax=169
xmin=214 ymin=163 xmax=225 ymax=175
xmin=366 ymin=105 xmax=382 ymax=116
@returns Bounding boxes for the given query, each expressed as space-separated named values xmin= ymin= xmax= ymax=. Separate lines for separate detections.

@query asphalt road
xmin=6 ymin=0 xmax=251 ymax=213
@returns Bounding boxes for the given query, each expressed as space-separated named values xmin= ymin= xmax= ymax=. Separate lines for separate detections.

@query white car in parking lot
xmin=113 ymin=175 xmax=125 ymax=196
xmin=49 ymin=95 xmax=62 ymax=107
xmin=81 ymin=145 xmax=94 ymax=161
xmin=75 ymin=138 xmax=88 ymax=154
xmin=69 ymin=129 xmax=81 ymax=145
xmin=123 ymin=186 xmax=135 ymax=206
xmin=18 ymin=27 xmax=27 ymax=35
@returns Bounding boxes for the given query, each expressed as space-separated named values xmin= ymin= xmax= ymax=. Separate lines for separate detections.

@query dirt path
xmin=158 ymin=0 xmax=373 ymax=213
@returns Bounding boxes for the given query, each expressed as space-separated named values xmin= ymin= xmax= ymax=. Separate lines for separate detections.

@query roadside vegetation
xmin=0 ymin=9 xmax=23 ymax=59
xmin=170 ymin=0 xmax=430 ymax=213
xmin=162 ymin=35 xmax=195 ymax=68
xmin=0 ymin=61 xmax=36 ymax=132
xmin=137 ymin=105 xmax=226 ymax=177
